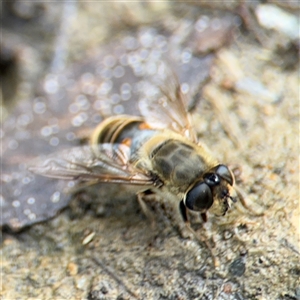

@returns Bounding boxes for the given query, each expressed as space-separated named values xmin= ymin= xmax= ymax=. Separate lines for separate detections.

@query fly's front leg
xmin=179 ymin=200 xmax=188 ymax=223
xmin=179 ymin=200 xmax=205 ymax=240
xmin=179 ymin=200 xmax=208 ymax=229
xmin=179 ymin=200 xmax=219 ymax=266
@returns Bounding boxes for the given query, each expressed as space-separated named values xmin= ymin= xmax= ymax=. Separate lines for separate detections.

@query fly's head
xmin=183 ymin=164 xmax=236 ymax=218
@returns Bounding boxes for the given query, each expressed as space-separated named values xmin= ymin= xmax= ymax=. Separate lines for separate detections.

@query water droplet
xmin=155 ymin=35 xmax=167 ymax=51
xmin=196 ymin=16 xmax=210 ymax=32
xmin=49 ymin=137 xmax=60 ymax=147
xmin=181 ymin=49 xmax=192 ymax=64
xmin=41 ymin=126 xmax=53 ymax=137
xmin=69 ymin=103 xmax=80 ymax=114
xmin=44 ymin=76 xmax=59 ymax=94
xmin=123 ymin=36 xmax=138 ymax=50
xmin=75 ymin=94 xmax=90 ymax=110
xmin=113 ymin=66 xmax=125 ymax=78
xmin=113 ymin=104 xmax=125 ymax=114
xmin=128 ymin=53 xmax=139 ymax=66
xmin=33 ymin=101 xmax=46 ymax=114
xmin=28 ymin=213 xmax=36 ymax=221
xmin=71 ymin=112 xmax=88 ymax=127
xmin=22 ymin=177 xmax=31 ymax=184
xmin=181 ymin=83 xmax=190 ymax=94
xmin=139 ymin=48 xmax=149 ymax=60
xmin=121 ymin=83 xmax=132 ymax=93
xmin=133 ymin=65 xmax=144 ymax=77
xmin=82 ymin=83 xmax=95 ymax=96
xmin=66 ymin=132 xmax=76 ymax=141
xmin=139 ymin=30 xmax=154 ymax=48
xmin=27 ymin=197 xmax=35 ymax=205
xmin=111 ymin=93 xmax=121 ymax=104
xmin=103 ymin=55 xmax=116 ymax=68
xmin=24 ymin=208 xmax=31 ymax=215
xmin=68 ymin=181 xmax=75 ymax=188
xmin=17 ymin=114 xmax=32 ymax=127
xmin=12 ymin=200 xmax=20 ymax=207
xmin=100 ymin=68 xmax=113 ymax=80
xmin=211 ymin=18 xmax=222 ymax=31
xmin=13 ymin=189 xmax=22 ymax=197
xmin=119 ymin=53 xmax=128 ymax=66
xmin=121 ymin=93 xmax=131 ymax=101
xmin=51 ymin=191 xmax=61 ymax=203
xmin=92 ymin=114 xmax=101 ymax=124
xmin=97 ymin=80 xmax=113 ymax=95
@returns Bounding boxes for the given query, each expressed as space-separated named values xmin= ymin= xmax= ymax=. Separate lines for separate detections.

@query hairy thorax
xmin=136 ymin=131 xmax=218 ymax=195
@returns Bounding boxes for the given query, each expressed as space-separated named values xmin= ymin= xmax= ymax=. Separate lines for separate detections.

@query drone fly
xmin=28 ymin=76 xmax=236 ymax=226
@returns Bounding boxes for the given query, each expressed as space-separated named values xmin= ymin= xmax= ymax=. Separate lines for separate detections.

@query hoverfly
xmin=29 ymin=76 xmax=236 ymax=227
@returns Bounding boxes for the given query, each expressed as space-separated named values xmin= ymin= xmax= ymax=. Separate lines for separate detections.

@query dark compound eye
xmin=185 ymin=182 xmax=213 ymax=212
xmin=204 ymin=173 xmax=220 ymax=186
xmin=215 ymin=164 xmax=234 ymax=186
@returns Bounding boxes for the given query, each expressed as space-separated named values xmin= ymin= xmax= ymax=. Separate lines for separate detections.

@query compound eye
xmin=215 ymin=164 xmax=234 ymax=186
xmin=204 ymin=173 xmax=220 ymax=186
xmin=185 ymin=182 xmax=213 ymax=212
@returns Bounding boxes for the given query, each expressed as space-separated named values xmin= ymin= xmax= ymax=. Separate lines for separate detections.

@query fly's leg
xmin=137 ymin=191 xmax=191 ymax=238
xmin=137 ymin=192 xmax=157 ymax=230
xmin=179 ymin=200 xmax=219 ymax=267
xmin=179 ymin=200 xmax=188 ymax=223
xmin=179 ymin=199 xmax=207 ymax=240
xmin=155 ymin=198 xmax=194 ymax=239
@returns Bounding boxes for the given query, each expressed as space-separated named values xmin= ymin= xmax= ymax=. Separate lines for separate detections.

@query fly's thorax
xmin=137 ymin=131 xmax=218 ymax=194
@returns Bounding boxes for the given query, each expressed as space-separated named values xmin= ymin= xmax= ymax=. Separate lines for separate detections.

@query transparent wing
xmin=28 ymin=143 xmax=153 ymax=186
xmin=139 ymin=70 xmax=197 ymax=142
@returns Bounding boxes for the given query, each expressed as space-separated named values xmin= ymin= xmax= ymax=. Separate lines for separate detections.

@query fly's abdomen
xmin=90 ymin=115 xmax=157 ymax=159
xmin=91 ymin=115 xmax=144 ymax=145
